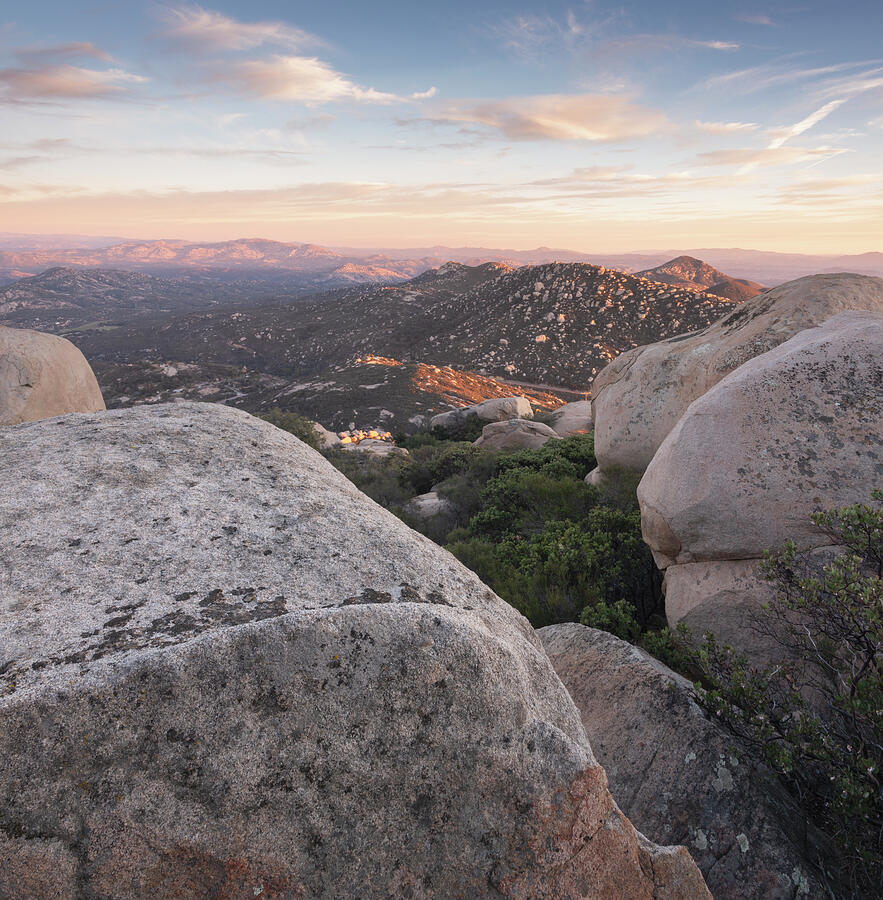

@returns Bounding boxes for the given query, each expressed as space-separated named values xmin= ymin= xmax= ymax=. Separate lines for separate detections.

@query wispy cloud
xmin=159 ymin=3 xmax=319 ymax=52
xmin=699 ymin=146 xmax=849 ymax=167
xmin=696 ymin=120 xmax=760 ymax=134
xmin=766 ymin=99 xmax=848 ymax=149
xmin=15 ymin=42 xmax=113 ymax=63
xmin=0 ymin=64 xmax=148 ymax=102
xmin=736 ymin=14 xmax=777 ymax=26
xmin=435 ymin=93 xmax=667 ymax=142
xmin=222 ymin=55 xmax=404 ymax=104
xmin=699 ymin=60 xmax=880 ymax=94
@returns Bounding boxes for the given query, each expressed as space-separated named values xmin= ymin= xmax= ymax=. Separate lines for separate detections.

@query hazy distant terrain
xmin=2 ymin=235 xmax=882 ymax=289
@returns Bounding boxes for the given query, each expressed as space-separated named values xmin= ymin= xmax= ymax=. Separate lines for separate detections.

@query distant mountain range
xmin=1 ymin=235 xmax=881 ymax=290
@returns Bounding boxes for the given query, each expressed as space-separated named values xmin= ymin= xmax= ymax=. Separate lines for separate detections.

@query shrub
xmin=260 ymin=407 xmax=321 ymax=450
xmin=671 ymin=491 xmax=883 ymax=894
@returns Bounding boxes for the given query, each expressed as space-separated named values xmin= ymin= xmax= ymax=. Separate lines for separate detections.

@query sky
xmin=1 ymin=1 xmax=881 ymax=253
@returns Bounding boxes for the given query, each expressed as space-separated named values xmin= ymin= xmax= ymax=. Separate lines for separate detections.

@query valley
xmin=36 ymin=258 xmax=737 ymax=432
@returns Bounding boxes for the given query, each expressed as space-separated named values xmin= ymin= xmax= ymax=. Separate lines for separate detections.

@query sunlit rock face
xmin=0 ymin=325 xmax=105 ymax=425
xmin=0 ymin=401 xmax=708 ymax=899
xmin=592 ymin=274 xmax=883 ymax=477
xmin=638 ymin=310 xmax=883 ymax=661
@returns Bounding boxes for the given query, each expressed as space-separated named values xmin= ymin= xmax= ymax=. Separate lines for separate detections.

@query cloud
xmin=766 ymin=99 xmax=848 ymax=149
xmin=224 ymin=55 xmax=403 ymax=104
xmin=0 ymin=64 xmax=148 ymax=101
xmin=436 ymin=93 xmax=667 ymax=142
xmin=490 ymin=13 xmax=585 ymax=61
xmin=691 ymin=40 xmax=740 ymax=51
xmin=159 ymin=3 xmax=318 ymax=52
xmin=699 ymin=60 xmax=879 ymax=94
xmin=16 ymin=42 xmax=113 ymax=63
xmin=698 ymin=146 xmax=848 ymax=167
xmin=410 ymin=87 xmax=438 ymax=100
xmin=736 ymin=14 xmax=777 ymax=26
xmin=696 ymin=120 xmax=759 ymax=133
xmin=0 ymin=155 xmax=43 ymax=170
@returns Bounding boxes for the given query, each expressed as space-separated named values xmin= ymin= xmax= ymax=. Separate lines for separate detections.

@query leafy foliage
xmin=325 ymin=429 xmax=663 ymax=630
xmin=666 ymin=491 xmax=883 ymax=895
xmin=261 ymin=407 xmax=322 ymax=450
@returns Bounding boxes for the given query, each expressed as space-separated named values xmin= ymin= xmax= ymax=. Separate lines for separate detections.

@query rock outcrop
xmin=403 ymin=490 xmax=455 ymax=521
xmin=341 ymin=437 xmax=409 ymax=457
xmin=430 ymin=395 xmax=533 ymax=431
xmin=314 ymin=422 xmax=341 ymax=448
xmin=539 ymin=624 xmax=825 ymax=898
xmin=0 ymin=402 xmax=708 ymax=899
xmin=592 ymin=274 xmax=883 ymax=475
xmin=548 ymin=399 xmax=593 ymax=437
xmin=475 ymin=418 xmax=560 ymax=452
xmin=0 ymin=325 xmax=105 ymax=425
xmin=638 ymin=311 xmax=883 ymax=641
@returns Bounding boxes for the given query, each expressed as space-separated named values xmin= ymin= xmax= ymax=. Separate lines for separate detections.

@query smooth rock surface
xmin=341 ymin=437 xmax=409 ymax=457
xmin=592 ymin=274 xmax=883 ymax=475
xmin=314 ymin=422 xmax=341 ymax=448
xmin=403 ymin=490 xmax=456 ymax=521
xmin=539 ymin=623 xmax=826 ymax=899
xmin=0 ymin=402 xmax=708 ymax=899
xmin=0 ymin=324 xmax=105 ymax=425
xmin=639 ymin=311 xmax=883 ymax=567
xmin=475 ymin=418 xmax=560 ymax=452
xmin=430 ymin=396 xmax=533 ymax=431
xmin=548 ymin=399 xmax=593 ymax=436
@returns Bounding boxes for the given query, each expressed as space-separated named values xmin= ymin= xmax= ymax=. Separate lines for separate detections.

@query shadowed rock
xmin=539 ymin=623 xmax=828 ymax=899
xmin=0 ymin=401 xmax=708 ymax=899
xmin=430 ymin=395 xmax=533 ymax=430
xmin=475 ymin=418 xmax=560 ymax=451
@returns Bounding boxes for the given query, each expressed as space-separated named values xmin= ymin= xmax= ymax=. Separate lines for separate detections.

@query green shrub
xmin=260 ymin=407 xmax=321 ymax=449
xmin=665 ymin=491 xmax=883 ymax=895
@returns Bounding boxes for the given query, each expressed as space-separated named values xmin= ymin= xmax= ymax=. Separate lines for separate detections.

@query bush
xmin=260 ymin=407 xmax=321 ymax=450
xmin=668 ymin=491 xmax=883 ymax=894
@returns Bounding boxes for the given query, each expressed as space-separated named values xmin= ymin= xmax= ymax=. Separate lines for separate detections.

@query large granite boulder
xmin=430 ymin=396 xmax=533 ymax=431
xmin=538 ymin=624 xmax=826 ymax=898
xmin=638 ymin=311 xmax=883 ymax=644
xmin=475 ymin=418 xmax=560 ymax=452
xmin=0 ymin=325 xmax=105 ymax=425
xmin=0 ymin=402 xmax=708 ymax=899
xmin=548 ymin=399 xmax=593 ymax=437
xmin=592 ymin=274 xmax=883 ymax=475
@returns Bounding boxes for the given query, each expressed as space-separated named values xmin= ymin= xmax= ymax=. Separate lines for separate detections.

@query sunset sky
xmin=1 ymin=1 xmax=881 ymax=252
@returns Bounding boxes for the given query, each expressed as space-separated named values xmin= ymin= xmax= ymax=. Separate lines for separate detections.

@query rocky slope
xmin=637 ymin=255 xmax=764 ymax=301
xmin=0 ymin=267 xmax=295 ymax=331
xmin=91 ymin=357 xmax=569 ymax=434
xmin=0 ymin=402 xmax=709 ymax=898
xmin=72 ymin=261 xmax=737 ymax=392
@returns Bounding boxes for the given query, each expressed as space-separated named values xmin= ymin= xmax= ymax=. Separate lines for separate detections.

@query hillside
xmin=68 ymin=261 xmax=737 ymax=430
xmin=0 ymin=267 xmax=291 ymax=331
xmin=92 ymin=355 xmax=573 ymax=433
xmin=637 ymin=256 xmax=764 ymax=301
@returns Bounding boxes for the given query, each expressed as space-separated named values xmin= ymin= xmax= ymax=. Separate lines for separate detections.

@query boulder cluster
xmin=590 ymin=274 xmax=883 ymax=656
